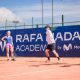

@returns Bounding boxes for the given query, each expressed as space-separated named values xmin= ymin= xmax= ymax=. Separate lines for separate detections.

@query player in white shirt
xmin=45 ymin=25 xmax=60 ymax=62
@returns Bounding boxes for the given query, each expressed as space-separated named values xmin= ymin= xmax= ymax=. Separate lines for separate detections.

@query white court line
xmin=0 ymin=68 xmax=57 ymax=78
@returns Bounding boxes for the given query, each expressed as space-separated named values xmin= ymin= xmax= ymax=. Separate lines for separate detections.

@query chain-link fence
xmin=0 ymin=20 xmax=80 ymax=30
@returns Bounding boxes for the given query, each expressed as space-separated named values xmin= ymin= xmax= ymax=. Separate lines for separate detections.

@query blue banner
xmin=0 ymin=25 xmax=80 ymax=57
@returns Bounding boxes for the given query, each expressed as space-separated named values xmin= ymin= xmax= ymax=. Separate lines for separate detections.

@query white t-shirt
xmin=46 ymin=29 xmax=55 ymax=44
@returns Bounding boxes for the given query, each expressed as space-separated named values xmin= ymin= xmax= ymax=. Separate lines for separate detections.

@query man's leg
xmin=45 ymin=49 xmax=50 ymax=62
xmin=53 ymin=50 xmax=60 ymax=61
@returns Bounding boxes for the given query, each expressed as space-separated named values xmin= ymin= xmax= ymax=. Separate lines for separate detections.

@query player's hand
xmin=1 ymin=39 xmax=5 ymax=42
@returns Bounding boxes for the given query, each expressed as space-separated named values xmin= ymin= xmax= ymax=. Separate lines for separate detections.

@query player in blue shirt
xmin=1 ymin=31 xmax=15 ymax=61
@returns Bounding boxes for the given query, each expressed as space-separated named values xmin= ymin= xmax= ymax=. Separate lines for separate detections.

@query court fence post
xmin=62 ymin=14 xmax=64 ymax=26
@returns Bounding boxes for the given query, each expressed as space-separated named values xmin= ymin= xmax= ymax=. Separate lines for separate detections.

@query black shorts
xmin=46 ymin=43 xmax=56 ymax=51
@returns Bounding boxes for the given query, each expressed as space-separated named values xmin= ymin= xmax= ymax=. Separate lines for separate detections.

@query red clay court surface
xmin=0 ymin=57 xmax=80 ymax=80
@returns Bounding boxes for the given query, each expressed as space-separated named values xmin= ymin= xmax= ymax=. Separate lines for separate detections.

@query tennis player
xmin=45 ymin=25 xmax=60 ymax=62
xmin=1 ymin=31 xmax=15 ymax=61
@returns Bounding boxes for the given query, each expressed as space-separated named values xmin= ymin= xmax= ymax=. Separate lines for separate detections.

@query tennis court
xmin=0 ymin=57 xmax=80 ymax=80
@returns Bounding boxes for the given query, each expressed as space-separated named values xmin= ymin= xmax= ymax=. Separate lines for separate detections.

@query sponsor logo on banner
xmin=53 ymin=31 xmax=80 ymax=52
